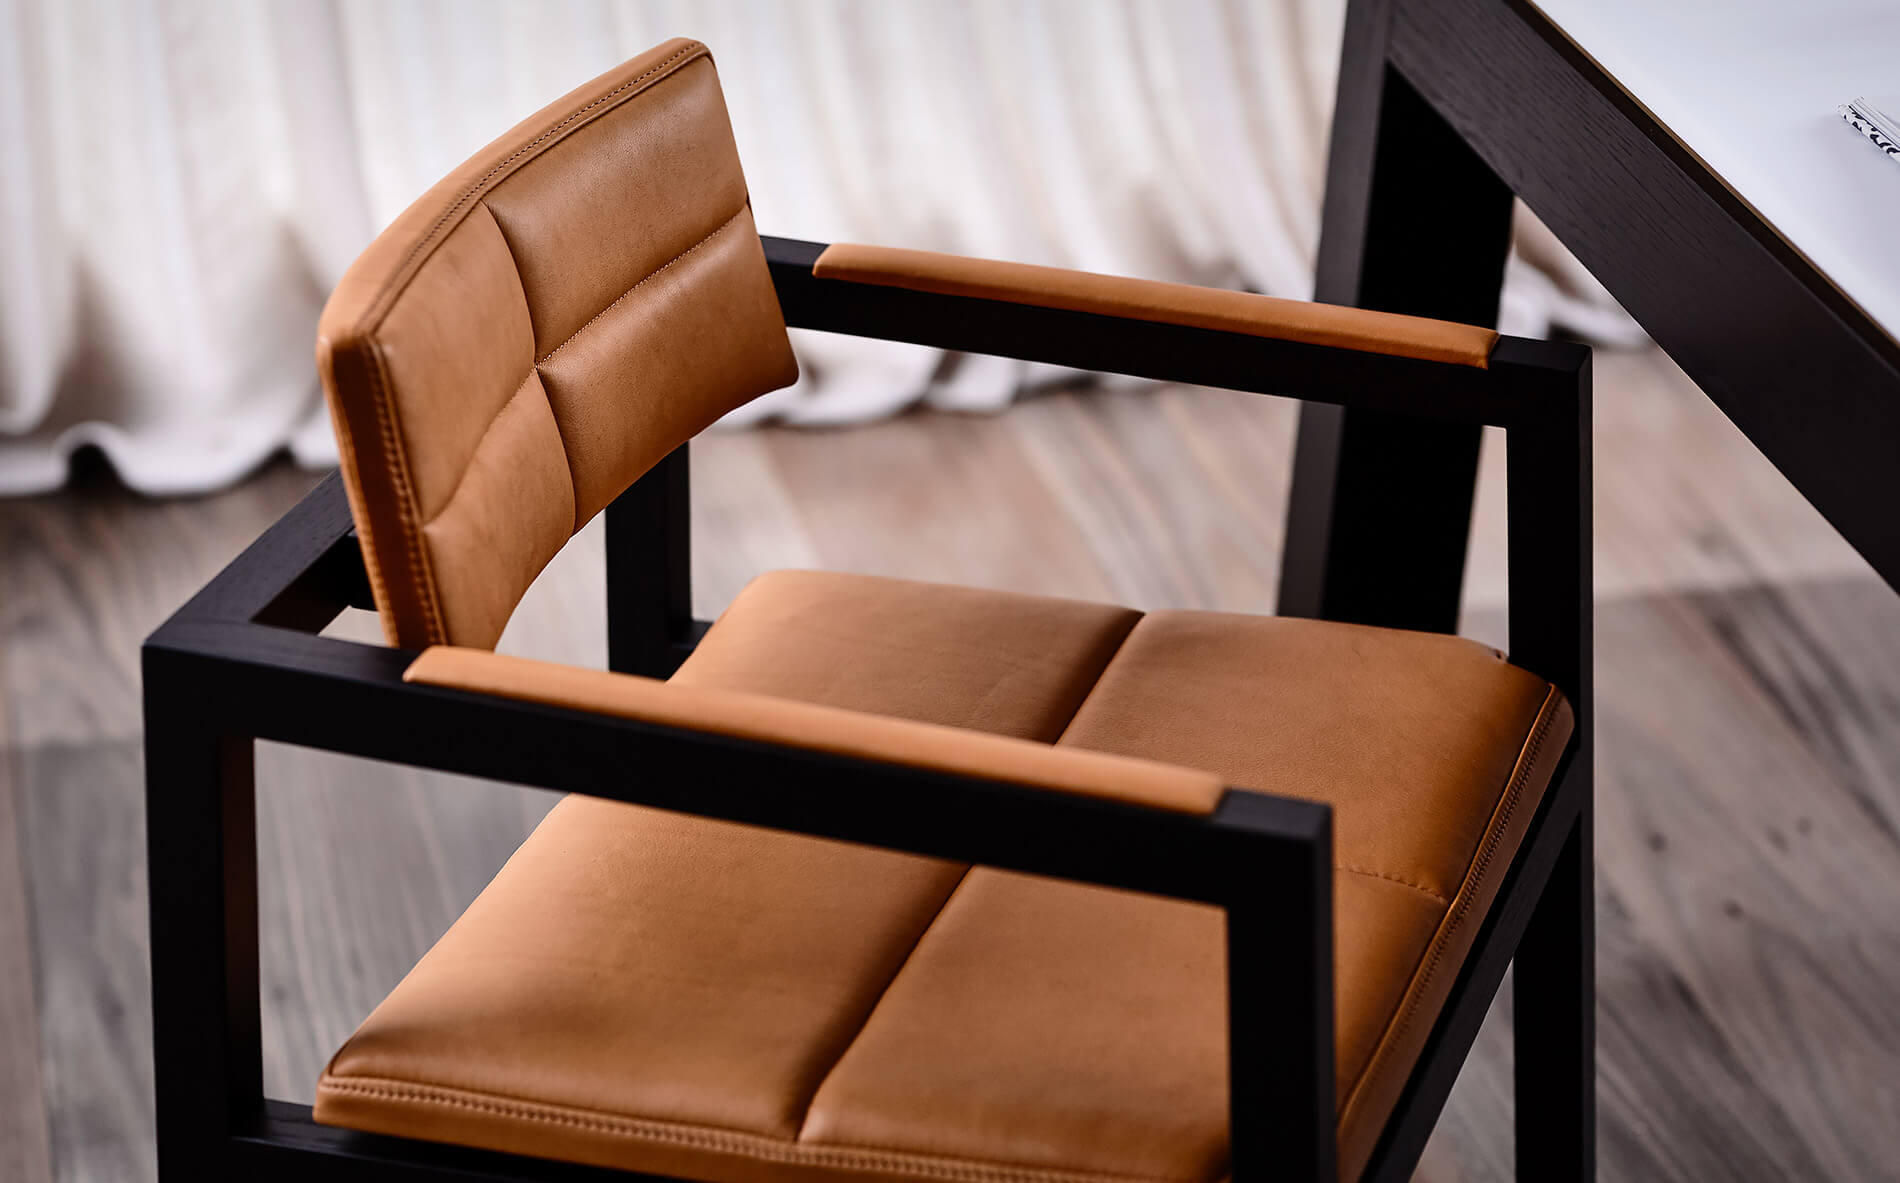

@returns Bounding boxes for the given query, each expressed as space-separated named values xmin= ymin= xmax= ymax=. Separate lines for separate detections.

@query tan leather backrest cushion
xmin=318 ymin=40 xmax=798 ymax=649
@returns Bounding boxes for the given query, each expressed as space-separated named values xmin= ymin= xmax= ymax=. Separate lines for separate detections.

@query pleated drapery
xmin=0 ymin=0 xmax=1638 ymax=496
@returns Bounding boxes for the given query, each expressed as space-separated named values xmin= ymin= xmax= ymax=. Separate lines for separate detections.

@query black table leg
xmin=1279 ymin=0 xmax=1514 ymax=632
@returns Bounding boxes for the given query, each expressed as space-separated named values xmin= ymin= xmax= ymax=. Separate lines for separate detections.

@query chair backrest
xmin=318 ymin=39 xmax=797 ymax=650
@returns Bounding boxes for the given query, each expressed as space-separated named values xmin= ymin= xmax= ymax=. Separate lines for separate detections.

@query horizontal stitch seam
xmin=368 ymin=43 xmax=702 ymax=326
xmin=319 ymin=1077 xmax=1185 ymax=1183
xmin=1338 ymin=864 xmax=1449 ymax=906
xmin=809 ymin=1131 xmax=1199 ymax=1183
xmin=535 ymin=206 xmax=747 ymax=366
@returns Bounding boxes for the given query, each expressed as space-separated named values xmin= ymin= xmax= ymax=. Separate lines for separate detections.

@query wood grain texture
xmin=1007 ymin=383 xmax=1295 ymax=612
xmin=2 ymin=349 xmax=1896 ymax=1180
xmin=1386 ymin=0 xmax=1900 ymax=589
xmin=1435 ymin=584 xmax=1900 ymax=1181
xmin=0 ymin=747 xmax=53 ymax=1183
xmin=0 ymin=463 xmax=321 ymax=748
xmin=14 ymin=741 xmax=154 ymax=1183
xmin=761 ymin=408 xmax=1116 ymax=600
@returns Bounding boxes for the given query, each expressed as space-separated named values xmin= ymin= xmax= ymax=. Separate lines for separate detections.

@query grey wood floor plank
xmin=15 ymin=741 xmax=154 ymax=1183
xmin=0 ymin=465 xmax=320 ymax=749
xmin=0 ymin=746 xmax=54 ymax=1183
xmin=1588 ymin=587 xmax=1900 ymax=1181
xmin=1006 ymin=384 xmax=1294 ymax=613
xmin=685 ymin=428 xmax=824 ymax=614
xmin=1426 ymin=581 xmax=1900 ymax=1182
xmin=760 ymin=407 xmax=1117 ymax=600
xmin=14 ymin=739 xmax=559 ymax=1182
xmin=1421 ymin=580 xmax=1900 ymax=1181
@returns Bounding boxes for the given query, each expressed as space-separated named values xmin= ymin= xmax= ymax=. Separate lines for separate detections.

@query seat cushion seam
xmin=1050 ymin=609 xmax=1146 ymax=746
xmin=783 ymin=612 xmax=1148 ymax=1146
xmin=787 ymin=865 xmax=975 ymax=1141
xmin=1335 ymin=683 xmax=1567 ymax=1128
xmin=319 ymin=1074 xmax=1188 ymax=1183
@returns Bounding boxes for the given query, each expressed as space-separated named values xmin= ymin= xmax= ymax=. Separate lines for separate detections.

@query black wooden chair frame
xmin=143 ymin=235 xmax=1594 ymax=1182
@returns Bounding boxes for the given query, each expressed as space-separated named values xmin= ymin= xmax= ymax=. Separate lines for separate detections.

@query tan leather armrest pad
xmin=405 ymin=647 xmax=1225 ymax=815
xmin=813 ymin=243 xmax=1498 ymax=368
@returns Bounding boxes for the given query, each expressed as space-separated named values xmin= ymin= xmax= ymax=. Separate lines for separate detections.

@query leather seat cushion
xmin=315 ymin=571 xmax=1572 ymax=1182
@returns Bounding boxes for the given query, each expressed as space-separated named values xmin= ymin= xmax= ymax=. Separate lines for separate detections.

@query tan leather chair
xmin=142 ymin=38 xmax=1594 ymax=1183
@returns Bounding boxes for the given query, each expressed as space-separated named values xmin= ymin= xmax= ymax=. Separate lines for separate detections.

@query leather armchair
xmin=143 ymin=38 xmax=1593 ymax=1183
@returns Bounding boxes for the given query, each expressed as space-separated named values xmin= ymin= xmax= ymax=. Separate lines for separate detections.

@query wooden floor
xmin=1 ymin=345 xmax=1896 ymax=1182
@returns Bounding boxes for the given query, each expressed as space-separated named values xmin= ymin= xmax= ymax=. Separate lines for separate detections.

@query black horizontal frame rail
xmin=148 ymin=615 xmax=1326 ymax=907
xmin=765 ymin=235 xmax=1587 ymax=431
xmin=236 ymin=1100 xmax=668 ymax=1182
xmin=167 ymin=463 xmax=371 ymax=630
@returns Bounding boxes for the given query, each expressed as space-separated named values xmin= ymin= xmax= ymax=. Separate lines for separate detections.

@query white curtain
xmin=0 ymin=0 xmax=1638 ymax=496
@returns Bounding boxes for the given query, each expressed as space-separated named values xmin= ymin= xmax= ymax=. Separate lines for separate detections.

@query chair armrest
xmin=404 ymin=646 xmax=1225 ymax=816
xmin=812 ymin=242 xmax=1498 ymax=368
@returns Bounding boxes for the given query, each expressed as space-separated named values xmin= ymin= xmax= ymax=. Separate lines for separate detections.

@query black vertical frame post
xmin=145 ymin=650 xmax=261 ymax=1178
xmin=1503 ymin=350 xmax=1596 ymax=1181
xmin=1513 ymin=816 xmax=1594 ymax=1178
xmin=1279 ymin=0 xmax=1515 ymax=632
xmin=605 ymin=444 xmax=694 ymax=677
xmin=1221 ymin=798 xmax=1336 ymax=1181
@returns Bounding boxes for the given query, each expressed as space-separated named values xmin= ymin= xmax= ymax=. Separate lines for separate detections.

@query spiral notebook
xmin=1840 ymin=95 xmax=1900 ymax=165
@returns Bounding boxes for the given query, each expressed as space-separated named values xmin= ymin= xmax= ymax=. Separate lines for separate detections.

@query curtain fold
xmin=0 ymin=0 xmax=1640 ymax=496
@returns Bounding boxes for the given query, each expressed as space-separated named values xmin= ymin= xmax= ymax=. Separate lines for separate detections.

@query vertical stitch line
xmin=325 ymin=399 xmax=394 ymax=638
xmin=1336 ymin=684 xmax=1566 ymax=1132
xmin=366 ymin=337 xmax=445 ymax=642
xmin=481 ymin=200 xmax=581 ymax=532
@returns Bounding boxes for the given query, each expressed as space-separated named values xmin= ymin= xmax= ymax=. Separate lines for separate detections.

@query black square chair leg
xmin=1511 ymin=807 xmax=1596 ymax=1180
